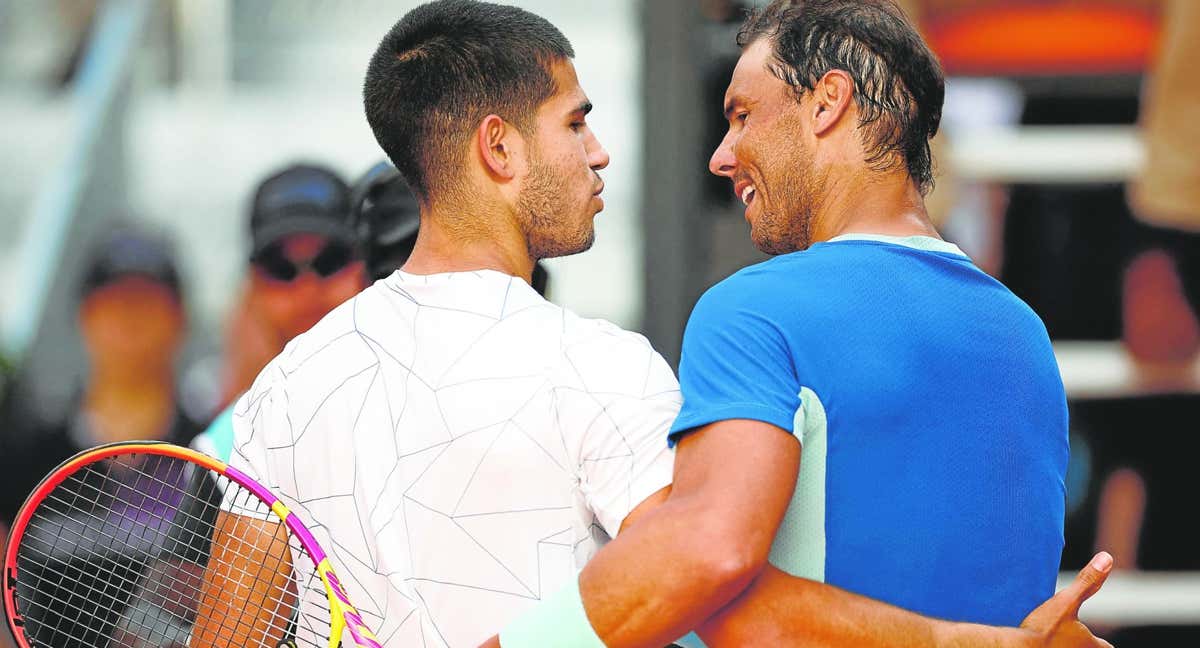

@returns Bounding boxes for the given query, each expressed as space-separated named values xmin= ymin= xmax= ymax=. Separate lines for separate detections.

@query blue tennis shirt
xmin=670 ymin=234 xmax=1068 ymax=627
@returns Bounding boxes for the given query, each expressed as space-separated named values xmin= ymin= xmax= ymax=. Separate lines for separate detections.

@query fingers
xmin=1063 ymin=552 xmax=1114 ymax=616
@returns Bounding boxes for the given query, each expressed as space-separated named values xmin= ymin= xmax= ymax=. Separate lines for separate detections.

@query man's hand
xmin=1018 ymin=552 xmax=1114 ymax=648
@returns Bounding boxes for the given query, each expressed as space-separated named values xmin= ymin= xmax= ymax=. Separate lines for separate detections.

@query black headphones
xmin=349 ymin=161 xmax=550 ymax=296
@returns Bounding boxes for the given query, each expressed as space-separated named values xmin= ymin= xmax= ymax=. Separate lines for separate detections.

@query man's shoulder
xmin=697 ymin=242 xmax=974 ymax=318
xmin=254 ymin=284 xmax=673 ymax=393
xmin=555 ymin=312 xmax=679 ymax=399
xmin=691 ymin=254 xmax=811 ymax=324
xmin=268 ymin=282 xmax=399 ymax=374
xmin=559 ymin=309 xmax=657 ymax=360
xmin=706 ymin=251 xmax=825 ymax=296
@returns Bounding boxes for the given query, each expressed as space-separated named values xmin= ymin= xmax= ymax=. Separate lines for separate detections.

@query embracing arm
xmin=572 ymin=419 xmax=800 ymax=646
xmin=698 ymin=555 xmax=1114 ymax=648
xmin=490 ymin=418 xmax=1114 ymax=648
xmin=573 ymin=419 xmax=1104 ymax=648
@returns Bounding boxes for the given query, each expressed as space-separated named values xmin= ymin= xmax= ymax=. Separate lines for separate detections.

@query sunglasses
xmin=253 ymin=242 xmax=357 ymax=282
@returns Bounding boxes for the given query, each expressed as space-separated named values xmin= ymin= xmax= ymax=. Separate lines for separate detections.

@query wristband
xmin=499 ymin=575 xmax=606 ymax=647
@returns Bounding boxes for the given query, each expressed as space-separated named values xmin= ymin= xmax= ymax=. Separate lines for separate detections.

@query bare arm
xmin=698 ymin=555 xmax=1113 ymax=648
xmin=700 ymin=566 xmax=946 ymax=647
xmin=192 ymin=510 xmax=296 ymax=648
xmin=570 ymin=419 xmax=801 ymax=646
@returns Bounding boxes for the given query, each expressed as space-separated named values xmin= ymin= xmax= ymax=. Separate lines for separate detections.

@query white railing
xmin=1065 ymin=571 xmax=1200 ymax=625
xmin=950 ymin=126 xmax=1143 ymax=184
xmin=0 ymin=0 xmax=153 ymax=359
xmin=1055 ymin=341 xmax=1200 ymax=398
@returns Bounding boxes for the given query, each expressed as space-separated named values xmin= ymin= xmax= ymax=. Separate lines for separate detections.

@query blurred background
xmin=1 ymin=0 xmax=1197 ymax=645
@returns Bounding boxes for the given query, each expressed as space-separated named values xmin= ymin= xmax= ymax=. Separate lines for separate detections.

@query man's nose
xmin=709 ymin=133 xmax=736 ymax=177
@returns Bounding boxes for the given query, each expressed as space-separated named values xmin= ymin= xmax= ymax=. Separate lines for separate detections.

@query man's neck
xmin=84 ymin=368 xmax=176 ymax=443
xmin=401 ymin=202 xmax=536 ymax=283
xmin=810 ymin=169 xmax=939 ymax=244
xmin=86 ymin=366 xmax=175 ymax=403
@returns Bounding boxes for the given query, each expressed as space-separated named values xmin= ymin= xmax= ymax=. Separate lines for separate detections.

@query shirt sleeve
xmin=669 ymin=273 xmax=802 ymax=445
xmin=556 ymin=326 xmax=681 ymax=538
xmin=190 ymin=404 xmax=237 ymax=462
xmin=222 ymin=362 xmax=289 ymax=521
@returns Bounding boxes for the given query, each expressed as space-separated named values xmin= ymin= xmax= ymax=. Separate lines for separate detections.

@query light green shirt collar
xmin=826 ymin=233 xmax=967 ymax=257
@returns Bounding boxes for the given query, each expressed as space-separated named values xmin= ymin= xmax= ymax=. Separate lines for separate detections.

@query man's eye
xmin=571 ymin=122 xmax=585 ymax=132
xmin=737 ymin=112 xmax=748 ymax=123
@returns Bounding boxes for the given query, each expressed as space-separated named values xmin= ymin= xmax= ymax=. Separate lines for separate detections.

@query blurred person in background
xmin=1082 ymin=0 xmax=1200 ymax=573
xmin=350 ymin=160 xmax=423 ymax=282
xmin=1124 ymin=0 xmax=1200 ymax=367
xmin=0 ymin=223 xmax=203 ymax=645
xmin=0 ymin=223 xmax=201 ymax=527
xmin=87 ymin=164 xmax=369 ymax=644
xmin=216 ymin=164 xmax=368 ymax=408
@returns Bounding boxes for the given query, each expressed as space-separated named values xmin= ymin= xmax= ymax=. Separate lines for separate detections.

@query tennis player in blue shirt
xmin=497 ymin=1 xmax=1112 ymax=646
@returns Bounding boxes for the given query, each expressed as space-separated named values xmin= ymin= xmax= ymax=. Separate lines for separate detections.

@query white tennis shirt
xmin=228 ymin=269 xmax=679 ymax=647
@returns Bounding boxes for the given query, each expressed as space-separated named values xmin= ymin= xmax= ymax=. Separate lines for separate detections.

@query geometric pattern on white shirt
xmin=228 ymin=269 xmax=680 ymax=647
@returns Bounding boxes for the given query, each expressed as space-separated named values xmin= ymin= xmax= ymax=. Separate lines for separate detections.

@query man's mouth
xmin=740 ymin=185 xmax=756 ymax=205
xmin=735 ymin=180 xmax=757 ymax=206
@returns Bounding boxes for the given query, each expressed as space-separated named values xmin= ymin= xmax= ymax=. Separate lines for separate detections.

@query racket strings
xmin=198 ymin=495 xmax=330 ymax=648
xmin=20 ymin=459 xmax=226 ymax=636
xmin=18 ymin=456 xmax=189 ymax=644
xmin=34 ymin=455 xmax=174 ymax=646
xmin=12 ymin=452 xmax=337 ymax=648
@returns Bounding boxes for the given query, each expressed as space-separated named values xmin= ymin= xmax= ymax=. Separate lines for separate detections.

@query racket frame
xmin=2 ymin=441 xmax=382 ymax=648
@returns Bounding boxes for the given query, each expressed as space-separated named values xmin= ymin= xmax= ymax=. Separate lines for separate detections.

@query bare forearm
xmin=573 ymin=423 xmax=798 ymax=647
xmin=698 ymin=566 xmax=1032 ymax=648
xmin=578 ymin=496 xmax=762 ymax=648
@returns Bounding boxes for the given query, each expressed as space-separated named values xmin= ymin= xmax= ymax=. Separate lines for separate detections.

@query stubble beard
xmin=518 ymin=155 xmax=596 ymax=261
xmin=753 ymin=158 xmax=823 ymax=256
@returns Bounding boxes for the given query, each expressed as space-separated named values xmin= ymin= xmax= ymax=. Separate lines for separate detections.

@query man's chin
xmin=576 ymin=230 xmax=597 ymax=255
xmin=532 ymin=229 xmax=596 ymax=260
xmin=752 ymin=230 xmax=803 ymax=256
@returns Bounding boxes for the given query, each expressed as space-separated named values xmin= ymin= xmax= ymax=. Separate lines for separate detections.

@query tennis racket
xmin=3 ymin=441 xmax=381 ymax=648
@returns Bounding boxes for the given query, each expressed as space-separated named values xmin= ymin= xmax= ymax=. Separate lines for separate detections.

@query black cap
xmin=351 ymin=161 xmax=421 ymax=280
xmin=79 ymin=223 xmax=182 ymax=301
xmin=250 ymin=164 xmax=357 ymax=258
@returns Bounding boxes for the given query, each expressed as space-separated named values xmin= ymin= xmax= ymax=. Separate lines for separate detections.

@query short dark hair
xmin=364 ymin=0 xmax=574 ymax=201
xmin=738 ymin=0 xmax=944 ymax=194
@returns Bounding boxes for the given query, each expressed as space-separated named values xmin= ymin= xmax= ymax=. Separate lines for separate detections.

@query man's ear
xmin=477 ymin=114 xmax=523 ymax=180
xmin=811 ymin=69 xmax=854 ymax=137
